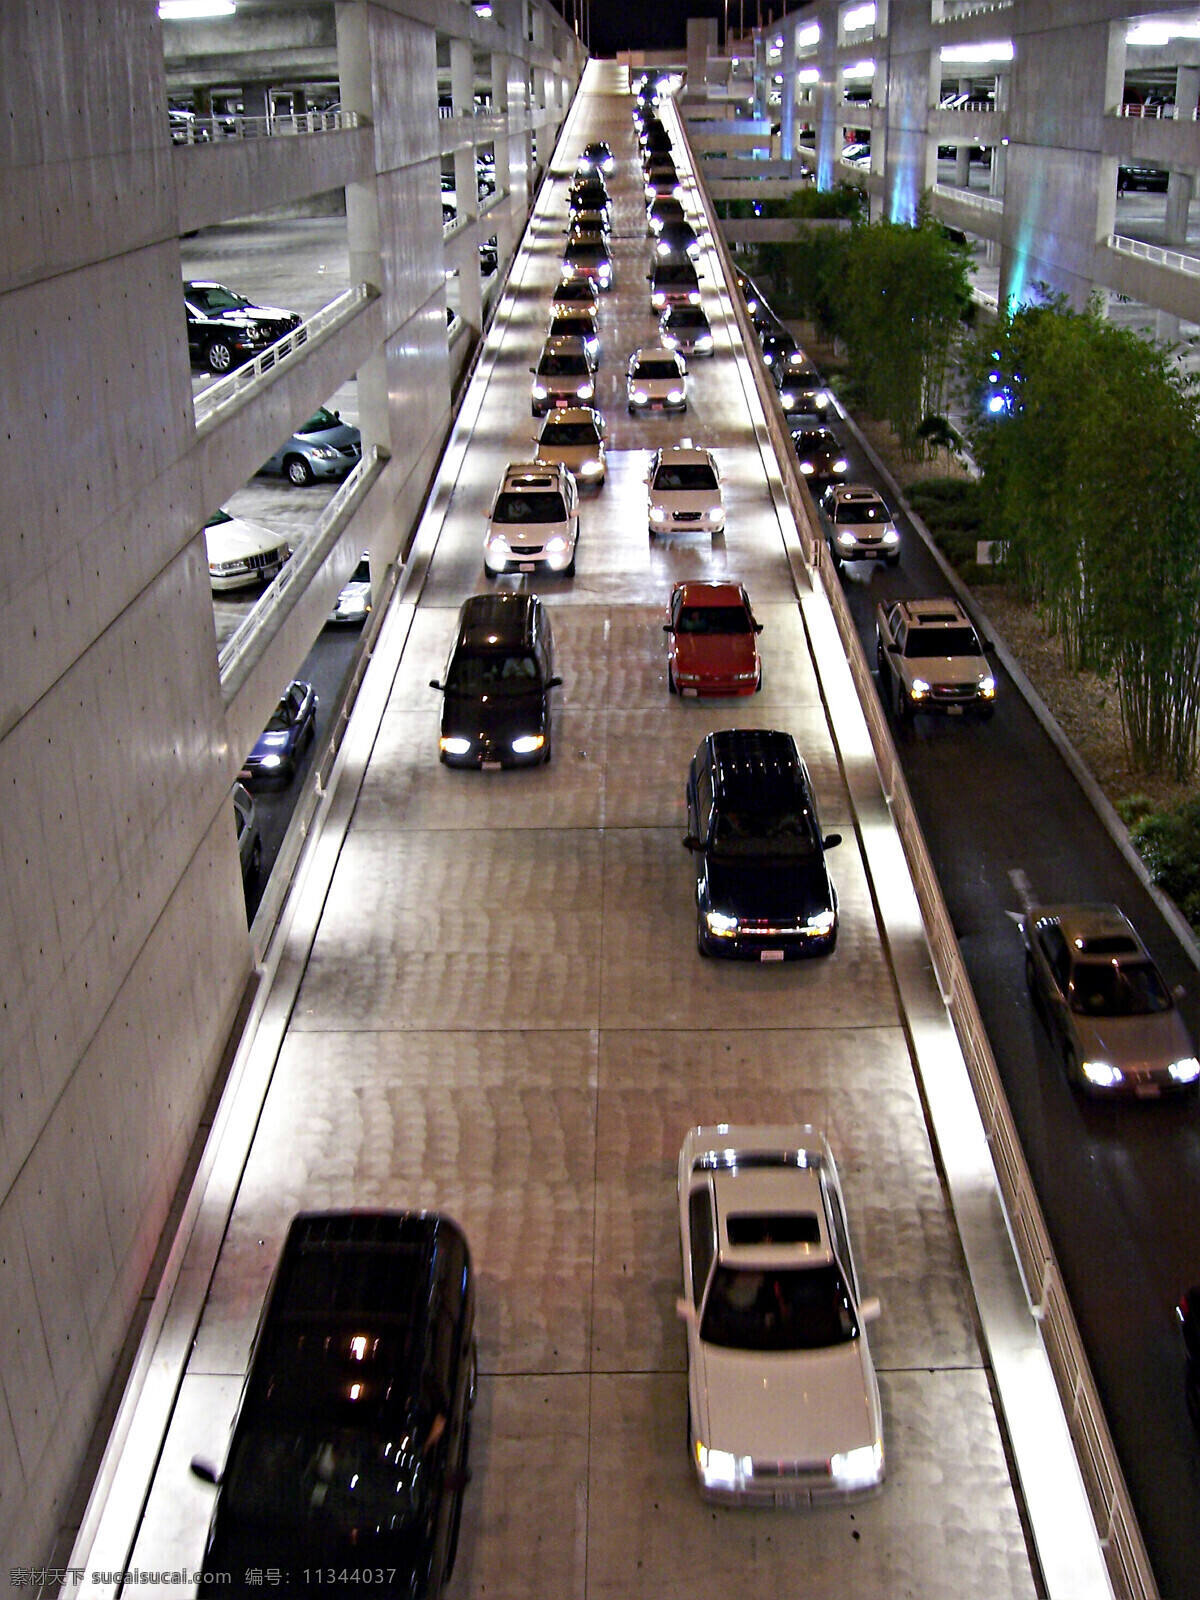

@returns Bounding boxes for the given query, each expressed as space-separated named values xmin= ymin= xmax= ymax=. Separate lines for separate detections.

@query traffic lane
xmin=820 ymin=428 xmax=1200 ymax=1594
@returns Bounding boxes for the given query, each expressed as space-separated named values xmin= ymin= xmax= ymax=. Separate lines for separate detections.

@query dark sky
xmin=584 ymin=0 xmax=724 ymax=58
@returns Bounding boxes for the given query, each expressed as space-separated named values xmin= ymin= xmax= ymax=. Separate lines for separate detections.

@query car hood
xmin=207 ymin=303 xmax=297 ymax=327
xmin=650 ymin=489 xmax=717 ymax=514
xmin=296 ymin=422 xmax=360 ymax=451
xmin=674 ymin=633 xmax=757 ymax=678
xmin=696 ymin=1340 xmax=877 ymax=1463
xmin=1071 ymin=1007 xmax=1195 ymax=1072
xmin=903 ymin=655 xmax=989 ymax=687
xmin=442 ymin=690 xmax=547 ymax=744
xmin=706 ymin=854 xmax=833 ymax=922
xmin=205 ymin=517 xmax=285 ymax=561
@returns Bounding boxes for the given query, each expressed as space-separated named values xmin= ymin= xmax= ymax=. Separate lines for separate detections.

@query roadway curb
xmin=832 ymin=398 xmax=1200 ymax=977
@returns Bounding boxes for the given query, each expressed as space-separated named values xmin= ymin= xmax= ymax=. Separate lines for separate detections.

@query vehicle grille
xmin=930 ymin=684 xmax=976 ymax=700
xmin=673 ymin=511 xmax=703 ymax=522
xmin=243 ymin=547 xmax=286 ymax=573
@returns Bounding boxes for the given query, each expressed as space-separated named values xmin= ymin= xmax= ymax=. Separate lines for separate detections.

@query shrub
xmin=1131 ymin=799 xmax=1200 ymax=927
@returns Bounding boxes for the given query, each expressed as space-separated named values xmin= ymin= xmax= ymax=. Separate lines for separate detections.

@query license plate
xmin=947 ymin=704 xmax=963 ymax=716
xmin=519 ymin=562 xmax=536 ymax=572
xmin=481 ymin=760 xmax=502 ymax=771
xmin=760 ymin=949 xmax=785 ymax=962
xmin=682 ymin=688 xmax=698 ymax=698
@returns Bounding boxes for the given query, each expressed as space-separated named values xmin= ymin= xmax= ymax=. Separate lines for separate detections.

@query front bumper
xmin=439 ymin=736 xmax=546 ymax=769
xmin=700 ymin=919 xmax=837 ymax=960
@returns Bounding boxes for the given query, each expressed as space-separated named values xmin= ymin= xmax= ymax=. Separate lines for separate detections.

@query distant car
xmin=645 ymin=169 xmax=684 ymax=204
xmin=649 ymin=258 xmax=702 ymax=311
xmin=240 ymin=680 xmax=318 ymax=786
xmin=328 ymin=553 xmax=372 ymax=625
xmin=531 ymin=335 xmax=596 ymax=415
xmin=567 ymin=208 xmax=611 ymax=244
xmin=578 ymin=140 xmax=616 ymax=175
xmin=759 ymin=326 xmax=802 ymax=370
xmin=627 ymin=346 xmax=687 ymax=412
xmin=551 ymin=277 xmax=600 ymax=318
xmin=773 ymin=361 xmax=827 ymax=416
xmin=561 ymin=237 xmax=613 ymax=289
xmin=547 ymin=309 xmax=600 ymax=357
xmin=664 ymin=580 xmax=761 ymax=696
xmin=684 ymin=729 xmax=841 ymax=959
xmin=791 ymin=427 xmax=847 ymax=485
xmin=820 ymin=484 xmax=900 ymax=567
xmin=204 ymin=509 xmax=290 ymax=591
xmin=1021 ymin=903 xmax=1200 ymax=1096
xmin=232 ymin=781 xmax=261 ymax=886
xmin=1178 ymin=1287 xmax=1200 ymax=1433
xmin=192 ymin=1211 xmax=476 ymax=1596
xmin=647 ymin=445 xmax=724 ymax=536
xmin=875 ymin=597 xmax=995 ymax=720
xmin=1118 ymin=164 xmax=1169 ymax=192
xmin=660 ymin=303 xmax=714 ymax=356
xmin=431 ymin=591 xmax=561 ymax=768
xmin=568 ymin=175 xmax=610 ymax=213
xmin=484 ymin=461 xmax=579 ymax=577
xmin=655 ymin=219 xmax=702 ymax=260
xmin=258 ymin=406 xmax=362 ymax=486
xmin=184 ymin=280 xmax=303 ymax=374
xmin=534 ymin=407 xmax=606 ymax=485
xmin=647 ymin=195 xmax=687 ymax=235
xmin=676 ymin=1125 xmax=883 ymax=1502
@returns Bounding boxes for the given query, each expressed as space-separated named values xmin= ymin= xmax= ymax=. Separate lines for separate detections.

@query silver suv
xmin=820 ymin=484 xmax=900 ymax=568
xmin=484 ymin=462 xmax=580 ymax=577
xmin=875 ymin=597 xmax=995 ymax=720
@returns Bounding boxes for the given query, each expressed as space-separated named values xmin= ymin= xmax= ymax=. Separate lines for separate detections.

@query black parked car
xmin=684 ymin=729 xmax=841 ymax=960
xmin=431 ymin=592 xmax=561 ymax=767
xmin=193 ymin=1211 xmax=477 ymax=1599
xmin=184 ymin=280 xmax=304 ymax=374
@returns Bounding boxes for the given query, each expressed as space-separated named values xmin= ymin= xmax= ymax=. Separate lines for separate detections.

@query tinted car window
xmin=700 ymin=1263 xmax=859 ymax=1351
xmin=540 ymin=422 xmax=599 ymax=445
xmin=689 ymin=1186 xmax=716 ymax=1307
xmin=677 ymin=606 xmax=752 ymax=635
xmin=492 ymin=492 xmax=568 ymax=523
xmin=539 ymin=353 xmax=590 ymax=377
xmin=904 ymin=627 xmax=981 ymax=657
xmin=635 ymin=359 xmax=680 ymax=380
xmin=710 ymin=805 xmax=819 ymax=858
xmin=1069 ymin=959 xmax=1172 ymax=1017
xmin=835 ymin=500 xmax=887 ymax=524
xmin=447 ymin=653 xmax=540 ymax=696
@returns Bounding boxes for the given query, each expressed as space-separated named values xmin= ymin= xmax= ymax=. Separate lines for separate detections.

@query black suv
xmin=684 ymin=729 xmax=841 ymax=959
xmin=193 ymin=1211 xmax=476 ymax=1598
xmin=184 ymin=280 xmax=304 ymax=373
xmin=431 ymin=592 xmax=560 ymax=767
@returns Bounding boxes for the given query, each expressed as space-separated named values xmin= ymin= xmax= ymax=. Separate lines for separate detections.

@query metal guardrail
xmin=1109 ymin=231 xmax=1200 ymax=279
xmin=931 ymin=0 xmax=1012 ymax=20
xmin=193 ymin=283 xmax=378 ymax=432
xmin=932 ymin=182 xmax=1004 ymax=212
xmin=170 ymin=109 xmax=361 ymax=144
xmin=1118 ymin=103 xmax=1197 ymax=120
xmin=682 ymin=100 xmax=1156 ymax=1600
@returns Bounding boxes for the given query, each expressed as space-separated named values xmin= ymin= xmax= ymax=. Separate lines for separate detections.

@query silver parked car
xmin=259 ymin=407 xmax=362 ymax=486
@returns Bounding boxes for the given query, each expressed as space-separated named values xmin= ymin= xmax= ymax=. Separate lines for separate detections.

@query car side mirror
xmin=682 ymin=835 xmax=700 ymax=851
xmin=529 ymin=367 xmax=537 ymax=374
xmin=429 ymin=679 xmax=444 ymax=691
xmin=546 ymin=675 xmax=563 ymax=689
xmin=663 ymin=624 xmax=674 ymax=634
xmin=859 ymin=1295 xmax=882 ymax=1325
xmin=675 ymin=1295 xmax=695 ymax=1322
xmin=754 ymin=623 xmax=763 ymax=635
xmin=190 ymin=1456 xmax=220 ymax=1485
xmin=823 ymin=832 xmax=842 ymax=850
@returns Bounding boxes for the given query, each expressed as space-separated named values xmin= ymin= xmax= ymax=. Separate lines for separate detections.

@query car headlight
xmin=833 ymin=458 xmax=848 ymax=473
xmin=578 ymin=382 xmax=594 ymax=399
xmin=585 ymin=337 xmax=599 ymax=356
xmin=788 ymin=350 xmax=803 ymax=366
xmin=545 ymin=536 xmax=568 ymax=552
xmin=652 ymin=295 xmax=666 ymax=309
xmin=662 ymin=332 xmax=678 ymax=348
xmin=598 ymin=267 xmax=612 ymax=284
xmin=799 ymin=460 xmax=814 ymax=474
xmin=806 ymin=908 xmax=836 ymax=935
xmin=257 ymin=753 xmax=283 ymax=769
xmin=649 ymin=506 xmax=667 ymax=522
xmin=815 ymin=392 xmax=828 ymax=408
xmin=486 ymin=533 xmax=510 ymax=552
xmin=667 ymin=388 xmax=684 ymax=402
xmin=837 ymin=531 xmax=857 ymax=549
xmin=512 ymin=734 xmax=545 ymax=754
xmin=631 ymin=388 xmax=648 ymax=404
xmin=882 ymin=528 xmax=899 ymax=545
xmin=1082 ymin=1060 xmax=1123 ymax=1088
xmin=705 ymin=910 xmax=738 ymax=935
xmin=562 ymin=263 xmax=577 ymax=277
xmin=696 ymin=1444 xmax=751 ymax=1486
xmin=910 ymin=677 xmax=930 ymax=697
xmin=696 ymin=335 xmax=713 ymax=349
xmin=673 ymin=183 xmax=685 ymax=198
xmin=1169 ymin=1056 xmax=1200 ymax=1083
xmin=830 ymin=1441 xmax=882 ymax=1490
xmin=688 ymin=291 xmax=700 ymax=304
xmin=309 ymin=446 xmax=340 ymax=460
xmin=580 ymin=459 xmax=603 ymax=476
xmin=440 ymin=736 xmax=472 ymax=755
xmin=656 ymin=240 xmax=672 ymax=257
xmin=980 ymin=676 xmax=996 ymax=697
xmin=532 ymin=383 xmax=548 ymax=399
xmin=780 ymin=391 xmax=795 ymax=408
xmin=763 ymin=352 xmax=774 ymax=366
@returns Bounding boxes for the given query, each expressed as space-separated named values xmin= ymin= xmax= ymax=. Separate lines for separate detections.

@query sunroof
xmin=726 ymin=1212 xmax=821 ymax=1246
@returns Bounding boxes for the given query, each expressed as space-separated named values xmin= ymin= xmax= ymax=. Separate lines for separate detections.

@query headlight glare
xmin=511 ymin=734 xmax=545 ymax=754
xmin=667 ymin=388 xmax=684 ymax=402
xmin=705 ymin=910 xmax=738 ymax=935
xmin=799 ymin=461 xmax=814 ymax=474
xmin=1082 ymin=1060 xmax=1123 ymax=1088
xmin=806 ymin=908 xmax=836 ymax=935
xmin=910 ymin=677 xmax=930 ymax=696
xmin=830 ymin=1441 xmax=882 ymax=1489
xmin=440 ymin=737 xmax=471 ymax=755
xmin=833 ymin=458 xmax=848 ymax=473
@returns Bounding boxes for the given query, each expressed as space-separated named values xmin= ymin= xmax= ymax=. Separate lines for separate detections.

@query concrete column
xmin=780 ymin=22 xmax=797 ymax=159
xmin=752 ymin=32 xmax=767 ymax=120
xmin=1165 ymin=171 xmax=1193 ymax=246
xmin=990 ymin=141 xmax=1006 ymax=197
xmin=454 ymin=144 xmax=477 ymax=221
xmin=1157 ymin=309 xmax=1181 ymax=341
xmin=955 ymin=145 xmax=971 ymax=186
xmin=451 ymin=37 xmax=473 ymax=116
xmin=1176 ymin=64 xmax=1200 ymax=119
xmin=492 ymin=51 xmax=509 ymax=112
xmin=337 ymin=3 xmax=387 ymax=460
xmin=242 ymin=83 xmax=269 ymax=120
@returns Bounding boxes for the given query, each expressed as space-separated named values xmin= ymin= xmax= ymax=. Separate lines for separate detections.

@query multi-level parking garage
xmin=55 ymin=58 xmax=1119 ymax=1600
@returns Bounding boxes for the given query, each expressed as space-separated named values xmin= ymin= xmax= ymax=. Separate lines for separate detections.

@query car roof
xmin=632 ymin=344 xmax=681 ymax=363
xmin=539 ymin=406 xmax=601 ymax=426
xmin=674 ymin=580 xmax=746 ymax=607
xmin=892 ymin=597 xmax=972 ymax=628
xmin=499 ymin=461 xmax=567 ymax=489
xmin=654 ymin=444 xmax=715 ymax=466
xmin=830 ymin=484 xmax=885 ymax=503
xmin=712 ymin=1165 xmax=833 ymax=1269
xmin=540 ymin=334 xmax=590 ymax=355
xmin=1029 ymin=903 xmax=1148 ymax=958
xmin=457 ymin=590 xmax=542 ymax=649
xmin=707 ymin=729 xmax=808 ymax=806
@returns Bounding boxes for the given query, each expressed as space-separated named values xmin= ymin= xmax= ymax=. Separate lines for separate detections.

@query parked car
xmin=820 ymin=484 xmax=901 ymax=567
xmin=649 ymin=257 xmax=702 ymax=311
xmin=483 ymin=461 xmax=579 ymax=577
xmin=192 ymin=1210 xmax=476 ymax=1595
xmin=232 ymin=781 xmax=261 ymax=886
xmin=664 ymin=580 xmax=762 ymax=696
xmin=328 ymin=553 xmax=372 ymax=626
xmin=560 ymin=237 xmax=614 ymax=289
xmin=627 ymin=346 xmax=688 ymax=413
xmin=259 ymin=406 xmax=362 ymax=486
xmin=1178 ymin=1287 xmax=1200 ymax=1432
xmin=430 ymin=592 xmax=561 ymax=767
xmin=551 ymin=277 xmax=600 ymax=317
xmin=240 ymin=680 xmax=318 ymax=786
xmin=875 ymin=597 xmax=995 ymax=720
xmin=791 ymin=426 xmax=848 ymax=485
xmin=647 ymin=445 xmax=724 ymax=535
xmin=659 ymin=303 xmax=714 ymax=356
xmin=203 ymin=509 xmax=290 ymax=591
xmin=1118 ymin=164 xmax=1169 ymax=192
xmin=531 ymin=335 xmax=596 ymax=415
xmin=184 ymin=280 xmax=303 ymax=374
xmin=684 ymin=729 xmax=841 ymax=959
xmin=677 ymin=1124 xmax=883 ymax=1503
xmin=1021 ymin=903 xmax=1200 ymax=1095
xmin=534 ymin=407 xmax=607 ymax=485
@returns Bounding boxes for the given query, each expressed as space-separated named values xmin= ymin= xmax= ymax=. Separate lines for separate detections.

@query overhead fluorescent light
xmin=158 ymin=0 xmax=235 ymax=16
xmin=1127 ymin=21 xmax=1200 ymax=44
xmin=940 ymin=40 xmax=1014 ymax=62
xmin=843 ymin=60 xmax=875 ymax=80
xmin=844 ymin=3 xmax=876 ymax=30
xmin=797 ymin=67 xmax=820 ymax=84
xmin=797 ymin=22 xmax=820 ymax=47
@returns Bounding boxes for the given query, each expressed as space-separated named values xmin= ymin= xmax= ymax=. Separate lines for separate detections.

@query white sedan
xmin=647 ymin=445 xmax=724 ymax=536
xmin=627 ymin=346 xmax=687 ymax=413
xmin=676 ymin=1125 xmax=884 ymax=1505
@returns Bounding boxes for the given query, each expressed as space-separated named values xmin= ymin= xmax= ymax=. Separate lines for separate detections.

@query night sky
xmin=585 ymin=0 xmax=726 ymax=58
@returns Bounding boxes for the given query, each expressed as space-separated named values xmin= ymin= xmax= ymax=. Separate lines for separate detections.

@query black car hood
xmin=704 ymin=853 xmax=833 ymax=922
xmin=207 ymin=304 xmax=297 ymax=328
xmin=442 ymin=689 xmax=547 ymax=748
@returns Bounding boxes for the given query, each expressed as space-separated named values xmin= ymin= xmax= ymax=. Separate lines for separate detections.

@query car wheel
xmin=542 ymin=728 xmax=553 ymax=766
xmin=284 ymin=454 xmax=314 ymax=487
xmin=668 ymin=666 xmax=677 ymax=695
xmin=206 ymin=337 xmax=235 ymax=373
xmin=894 ymin=677 xmax=913 ymax=722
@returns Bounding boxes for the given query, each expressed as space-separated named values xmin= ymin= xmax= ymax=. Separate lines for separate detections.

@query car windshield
xmin=677 ymin=606 xmax=752 ymax=635
xmin=298 ymin=407 xmax=339 ymax=433
xmin=223 ymin=1423 xmax=428 ymax=1538
xmin=551 ymin=318 xmax=592 ymax=338
xmin=541 ymin=423 xmax=599 ymax=445
xmin=635 ymin=360 xmax=679 ymax=380
xmin=794 ymin=432 xmax=832 ymax=452
xmin=654 ymin=464 xmax=717 ymax=491
xmin=905 ymin=627 xmax=981 ymax=657
xmin=265 ymin=699 xmax=296 ymax=732
xmin=1069 ymin=959 xmax=1173 ymax=1016
xmin=492 ymin=492 xmax=567 ymax=523
xmin=538 ymin=354 xmax=589 ymax=376
xmin=191 ymin=285 xmax=249 ymax=312
xmin=655 ymin=264 xmax=697 ymax=284
xmin=667 ymin=310 xmax=707 ymax=328
xmin=564 ymin=245 xmax=605 ymax=264
xmin=835 ymin=500 xmax=887 ymax=524
xmin=700 ymin=1263 xmax=859 ymax=1351
xmin=447 ymin=653 xmax=541 ymax=697
xmin=710 ymin=805 xmax=818 ymax=858
xmin=350 ymin=557 xmax=370 ymax=583
xmin=205 ymin=509 xmax=233 ymax=528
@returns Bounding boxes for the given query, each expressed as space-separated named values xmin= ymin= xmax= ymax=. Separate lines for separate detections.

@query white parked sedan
xmin=627 ymin=345 xmax=687 ymax=413
xmin=204 ymin=508 xmax=290 ymax=591
xmin=676 ymin=1125 xmax=884 ymax=1505
xmin=647 ymin=445 xmax=724 ymax=536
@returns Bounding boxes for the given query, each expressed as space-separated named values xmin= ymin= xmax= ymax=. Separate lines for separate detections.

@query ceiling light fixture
xmin=940 ymin=40 xmax=1014 ymax=62
xmin=844 ymin=3 xmax=876 ymax=30
xmin=159 ymin=0 xmax=235 ymax=16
